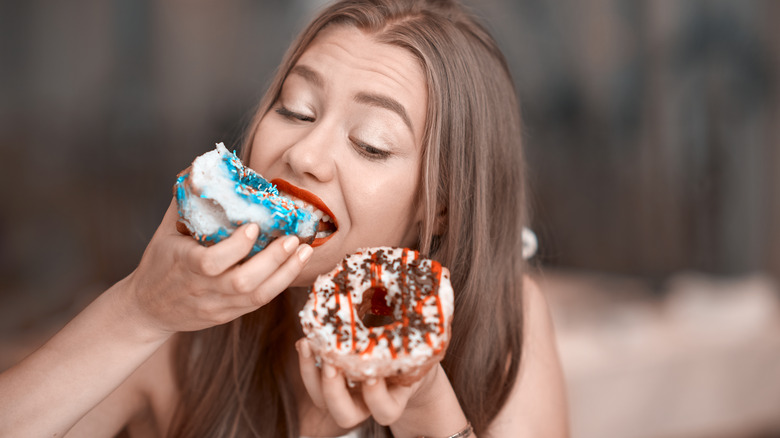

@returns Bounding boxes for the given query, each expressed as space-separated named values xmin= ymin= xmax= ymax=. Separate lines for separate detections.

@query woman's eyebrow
xmin=290 ymin=63 xmax=413 ymax=133
xmin=290 ymin=64 xmax=324 ymax=88
xmin=354 ymin=92 xmax=413 ymax=133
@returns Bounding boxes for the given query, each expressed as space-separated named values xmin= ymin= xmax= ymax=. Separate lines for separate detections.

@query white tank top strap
xmin=301 ymin=429 xmax=362 ymax=438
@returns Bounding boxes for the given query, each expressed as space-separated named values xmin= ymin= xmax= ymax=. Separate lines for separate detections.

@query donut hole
xmin=358 ymin=286 xmax=397 ymax=328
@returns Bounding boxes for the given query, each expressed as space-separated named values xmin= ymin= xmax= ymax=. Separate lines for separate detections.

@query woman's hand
xmin=296 ymin=339 xmax=470 ymax=438
xmin=124 ymin=199 xmax=313 ymax=337
xmin=0 ymin=197 xmax=315 ymax=438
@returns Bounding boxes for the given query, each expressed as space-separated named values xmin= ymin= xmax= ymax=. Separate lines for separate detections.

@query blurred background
xmin=1 ymin=0 xmax=779 ymax=437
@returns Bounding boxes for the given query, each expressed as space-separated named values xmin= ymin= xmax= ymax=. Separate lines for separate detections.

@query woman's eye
xmin=350 ymin=137 xmax=391 ymax=161
xmin=275 ymin=106 xmax=315 ymax=122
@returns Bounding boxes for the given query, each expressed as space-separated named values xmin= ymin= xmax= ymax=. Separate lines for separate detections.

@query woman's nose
xmin=282 ymin=123 xmax=337 ymax=182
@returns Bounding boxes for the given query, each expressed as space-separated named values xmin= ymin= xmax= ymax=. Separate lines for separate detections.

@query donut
xmin=299 ymin=247 xmax=454 ymax=385
xmin=174 ymin=143 xmax=317 ymax=255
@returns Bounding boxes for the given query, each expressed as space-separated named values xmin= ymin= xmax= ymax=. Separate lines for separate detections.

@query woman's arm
xmin=0 ymin=200 xmax=312 ymax=437
xmin=485 ymin=277 xmax=569 ymax=437
xmin=0 ymin=277 xmax=171 ymax=437
xmin=64 ymin=334 xmax=178 ymax=437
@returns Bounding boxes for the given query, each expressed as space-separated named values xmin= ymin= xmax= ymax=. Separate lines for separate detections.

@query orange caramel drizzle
xmin=363 ymin=326 xmax=399 ymax=359
xmin=320 ymin=248 xmax=446 ymax=358
xmin=347 ymin=284 xmax=355 ymax=352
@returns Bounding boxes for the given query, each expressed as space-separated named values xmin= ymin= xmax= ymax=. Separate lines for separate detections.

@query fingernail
xmin=365 ymin=378 xmax=377 ymax=386
xmin=245 ymin=223 xmax=259 ymax=239
xmin=323 ymin=364 xmax=337 ymax=378
xmin=297 ymin=244 xmax=313 ymax=262
xmin=283 ymin=236 xmax=298 ymax=252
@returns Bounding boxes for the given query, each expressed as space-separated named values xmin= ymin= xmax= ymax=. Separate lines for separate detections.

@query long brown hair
xmin=169 ymin=0 xmax=527 ymax=436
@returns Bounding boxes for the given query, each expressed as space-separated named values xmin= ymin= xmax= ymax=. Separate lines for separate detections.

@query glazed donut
xmin=299 ymin=247 xmax=454 ymax=385
xmin=174 ymin=143 xmax=317 ymax=255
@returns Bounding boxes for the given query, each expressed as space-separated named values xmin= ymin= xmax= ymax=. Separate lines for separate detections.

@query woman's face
xmin=249 ymin=25 xmax=428 ymax=285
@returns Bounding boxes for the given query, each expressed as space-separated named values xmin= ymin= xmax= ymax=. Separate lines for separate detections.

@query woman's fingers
xmin=296 ymin=339 xmax=369 ymax=427
xmin=228 ymin=235 xmax=299 ymax=293
xmin=186 ymin=223 xmax=259 ymax=276
xmin=220 ymin=236 xmax=311 ymax=308
xmin=320 ymin=364 xmax=370 ymax=428
xmin=244 ymin=244 xmax=312 ymax=307
xmin=296 ymin=338 xmax=427 ymax=428
xmin=296 ymin=339 xmax=326 ymax=409
xmin=361 ymin=378 xmax=416 ymax=425
xmin=168 ymin=220 xmax=313 ymax=317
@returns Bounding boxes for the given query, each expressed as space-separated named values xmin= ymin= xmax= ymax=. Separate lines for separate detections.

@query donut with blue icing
xmin=174 ymin=143 xmax=317 ymax=255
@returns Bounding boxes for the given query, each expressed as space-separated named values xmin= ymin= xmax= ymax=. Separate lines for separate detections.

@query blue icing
xmin=221 ymin=149 xmax=276 ymax=196
xmin=218 ymin=149 xmax=315 ymax=241
xmin=238 ymin=168 xmax=276 ymax=195
xmin=201 ymin=227 xmax=231 ymax=245
xmin=249 ymin=235 xmax=271 ymax=256
xmin=175 ymin=146 xmax=315 ymax=257
xmin=174 ymin=173 xmax=190 ymax=217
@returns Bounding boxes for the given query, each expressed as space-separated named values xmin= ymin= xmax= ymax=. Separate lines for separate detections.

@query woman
xmin=0 ymin=0 xmax=568 ymax=436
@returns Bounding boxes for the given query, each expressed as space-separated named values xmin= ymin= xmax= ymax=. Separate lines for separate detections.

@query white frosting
xmin=188 ymin=144 xmax=273 ymax=233
xmin=299 ymin=247 xmax=454 ymax=380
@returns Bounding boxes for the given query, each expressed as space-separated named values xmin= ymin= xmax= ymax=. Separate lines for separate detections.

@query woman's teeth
xmin=284 ymin=192 xmax=335 ymax=238
xmin=315 ymin=214 xmax=335 ymax=238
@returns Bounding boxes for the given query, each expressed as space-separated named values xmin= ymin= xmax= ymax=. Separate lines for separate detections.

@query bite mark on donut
xmin=271 ymin=178 xmax=338 ymax=246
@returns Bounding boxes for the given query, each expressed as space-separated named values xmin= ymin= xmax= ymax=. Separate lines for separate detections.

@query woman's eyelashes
xmin=275 ymin=103 xmax=392 ymax=162
xmin=275 ymin=105 xmax=315 ymax=122
xmin=274 ymin=105 xmax=392 ymax=161
xmin=350 ymin=136 xmax=391 ymax=161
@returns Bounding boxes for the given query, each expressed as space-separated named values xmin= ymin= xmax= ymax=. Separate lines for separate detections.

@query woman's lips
xmin=271 ymin=178 xmax=338 ymax=247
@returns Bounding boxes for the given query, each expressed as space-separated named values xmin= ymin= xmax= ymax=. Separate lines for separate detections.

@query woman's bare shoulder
xmin=485 ymin=275 xmax=570 ymax=437
xmin=65 ymin=335 xmax=179 ymax=438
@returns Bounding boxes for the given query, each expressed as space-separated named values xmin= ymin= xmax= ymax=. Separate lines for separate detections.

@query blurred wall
xmin=1 ymin=0 xmax=778 ymax=334
xmin=0 ymin=0 xmax=315 ymax=329
xmin=478 ymin=0 xmax=779 ymax=278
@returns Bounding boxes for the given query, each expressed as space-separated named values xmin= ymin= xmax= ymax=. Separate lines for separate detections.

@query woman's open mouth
xmin=272 ymin=178 xmax=338 ymax=247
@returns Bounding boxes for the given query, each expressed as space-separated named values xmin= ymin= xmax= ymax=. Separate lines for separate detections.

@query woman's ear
xmin=433 ymin=205 xmax=447 ymax=236
xmin=404 ymin=202 xmax=446 ymax=249
xmin=412 ymin=201 xmax=446 ymax=234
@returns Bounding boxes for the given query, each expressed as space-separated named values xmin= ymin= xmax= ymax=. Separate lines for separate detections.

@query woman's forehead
xmin=298 ymin=25 xmax=423 ymax=89
xmin=292 ymin=24 xmax=428 ymax=145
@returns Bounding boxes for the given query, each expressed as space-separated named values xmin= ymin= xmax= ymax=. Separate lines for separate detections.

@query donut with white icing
xmin=299 ymin=247 xmax=454 ymax=385
xmin=174 ymin=143 xmax=317 ymax=255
